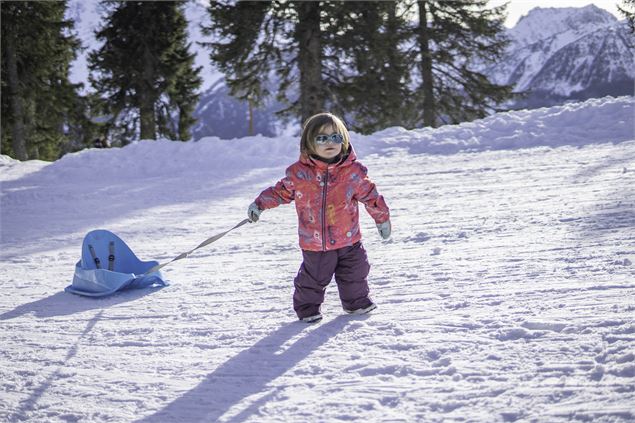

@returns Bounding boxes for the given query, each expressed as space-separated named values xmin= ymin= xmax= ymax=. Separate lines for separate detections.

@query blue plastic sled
xmin=66 ymin=229 xmax=167 ymax=297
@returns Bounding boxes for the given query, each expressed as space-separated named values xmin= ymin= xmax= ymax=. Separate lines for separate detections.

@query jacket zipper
xmin=321 ymin=168 xmax=329 ymax=251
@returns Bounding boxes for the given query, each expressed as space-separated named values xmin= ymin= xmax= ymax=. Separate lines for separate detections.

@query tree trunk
xmin=296 ymin=1 xmax=323 ymax=124
xmin=248 ymin=97 xmax=254 ymax=136
xmin=139 ymin=49 xmax=156 ymax=140
xmin=5 ymin=31 xmax=28 ymax=160
xmin=417 ymin=0 xmax=436 ymax=128
xmin=139 ymin=92 xmax=155 ymax=140
xmin=178 ymin=106 xmax=189 ymax=141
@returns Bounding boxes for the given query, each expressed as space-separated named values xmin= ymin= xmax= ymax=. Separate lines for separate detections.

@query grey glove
xmin=248 ymin=202 xmax=262 ymax=222
xmin=377 ymin=220 xmax=391 ymax=239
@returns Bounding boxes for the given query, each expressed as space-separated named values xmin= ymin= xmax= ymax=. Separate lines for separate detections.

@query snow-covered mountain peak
xmin=511 ymin=4 xmax=617 ymax=46
xmin=483 ymin=4 xmax=633 ymax=103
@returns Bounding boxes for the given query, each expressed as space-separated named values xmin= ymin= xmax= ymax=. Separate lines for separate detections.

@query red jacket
xmin=255 ymin=146 xmax=390 ymax=251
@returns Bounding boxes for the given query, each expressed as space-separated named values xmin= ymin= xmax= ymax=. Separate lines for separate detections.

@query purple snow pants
xmin=293 ymin=241 xmax=373 ymax=319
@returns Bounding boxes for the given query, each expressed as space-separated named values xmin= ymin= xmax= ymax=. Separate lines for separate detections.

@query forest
xmin=1 ymin=0 xmax=633 ymax=161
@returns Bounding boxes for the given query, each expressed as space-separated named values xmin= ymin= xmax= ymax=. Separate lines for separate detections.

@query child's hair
xmin=300 ymin=112 xmax=350 ymax=156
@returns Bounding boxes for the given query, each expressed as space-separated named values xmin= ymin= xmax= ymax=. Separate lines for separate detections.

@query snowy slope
xmin=1 ymin=96 xmax=634 ymax=422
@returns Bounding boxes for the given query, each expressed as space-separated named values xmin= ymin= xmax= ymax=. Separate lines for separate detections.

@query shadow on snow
xmin=9 ymin=310 xmax=105 ymax=421
xmin=137 ymin=315 xmax=366 ymax=423
xmin=0 ymin=286 xmax=164 ymax=320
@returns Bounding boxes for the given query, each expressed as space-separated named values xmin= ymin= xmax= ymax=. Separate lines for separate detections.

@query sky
xmin=490 ymin=0 xmax=623 ymax=27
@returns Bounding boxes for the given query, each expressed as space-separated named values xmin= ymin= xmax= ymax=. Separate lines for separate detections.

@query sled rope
xmin=144 ymin=218 xmax=251 ymax=275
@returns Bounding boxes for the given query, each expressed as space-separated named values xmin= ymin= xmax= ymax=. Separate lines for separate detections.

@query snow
xmin=486 ymin=4 xmax=633 ymax=96
xmin=1 ymin=96 xmax=634 ymax=422
xmin=510 ymin=18 xmax=630 ymax=94
xmin=510 ymin=5 xmax=616 ymax=46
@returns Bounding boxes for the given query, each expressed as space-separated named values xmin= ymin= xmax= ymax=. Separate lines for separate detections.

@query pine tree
xmin=203 ymin=2 xmax=272 ymax=115
xmin=89 ymin=1 xmax=201 ymax=142
xmin=618 ymin=0 xmax=635 ymax=33
xmin=204 ymin=1 xmax=341 ymax=126
xmin=294 ymin=1 xmax=325 ymax=123
xmin=165 ymin=42 xmax=202 ymax=141
xmin=1 ymin=1 xmax=82 ymax=160
xmin=409 ymin=0 xmax=513 ymax=127
xmin=205 ymin=1 xmax=513 ymax=132
xmin=329 ymin=2 xmax=415 ymax=133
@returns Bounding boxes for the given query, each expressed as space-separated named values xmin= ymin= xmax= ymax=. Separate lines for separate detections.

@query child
xmin=247 ymin=112 xmax=391 ymax=323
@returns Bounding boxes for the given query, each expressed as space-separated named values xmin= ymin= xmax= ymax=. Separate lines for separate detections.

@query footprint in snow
xmin=404 ymin=232 xmax=431 ymax=243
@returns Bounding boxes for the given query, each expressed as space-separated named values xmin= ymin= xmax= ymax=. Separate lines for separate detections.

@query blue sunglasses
xmin=315 ymin=133 xmax=344 ymax=145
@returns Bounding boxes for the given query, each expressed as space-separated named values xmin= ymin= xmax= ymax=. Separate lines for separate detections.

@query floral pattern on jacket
xmin=254 ymin=145 xmax=390 ymax=251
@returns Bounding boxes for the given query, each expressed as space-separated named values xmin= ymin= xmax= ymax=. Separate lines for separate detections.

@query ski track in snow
xmin=1 ymin=99 xmax=634 ymax=422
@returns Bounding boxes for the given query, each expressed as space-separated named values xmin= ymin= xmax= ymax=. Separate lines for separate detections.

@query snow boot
xmin=300 ymin=314 xmax=323 ymax=323
xmin=344 ymin=303 xmax=377 ymax=315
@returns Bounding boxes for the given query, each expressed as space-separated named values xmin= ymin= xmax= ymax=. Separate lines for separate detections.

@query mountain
xmin=191 ymin=80 xmax=287 ymax=140
xmin=487 ymin=5 xmax=634 ymax=109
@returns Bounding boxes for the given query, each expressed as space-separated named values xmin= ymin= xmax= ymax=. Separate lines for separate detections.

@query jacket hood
xmin=299 ymin=143 xmax=357 ymax=170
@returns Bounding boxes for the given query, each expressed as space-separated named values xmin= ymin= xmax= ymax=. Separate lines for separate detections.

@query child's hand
xmin=248 ymin=202 xmax=263 ymax=222
xmin=377 ymin=220 xmax=391 ymax=239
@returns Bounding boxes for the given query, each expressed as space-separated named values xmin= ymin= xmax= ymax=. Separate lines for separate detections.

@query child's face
xmin=314 ymin=124 xmax=343 ymax=160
